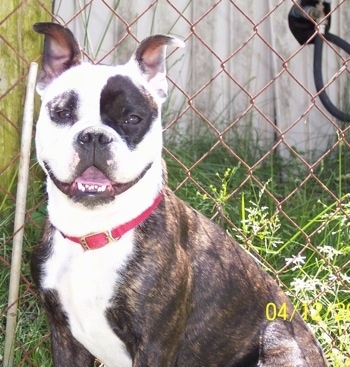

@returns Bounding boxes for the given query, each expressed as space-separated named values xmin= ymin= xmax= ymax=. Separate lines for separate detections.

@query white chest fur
xmin=42 ymin=231 xmax=134 ymax=367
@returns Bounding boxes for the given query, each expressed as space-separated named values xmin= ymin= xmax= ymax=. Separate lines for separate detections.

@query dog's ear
xmin=130 ymin=35 xmax=185 ymax=102
xmin=33 ymin=22 xmax=83 ymax=95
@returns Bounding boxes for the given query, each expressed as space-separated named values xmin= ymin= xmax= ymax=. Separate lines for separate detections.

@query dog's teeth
xmin=77 ymin=182 xmax=107 ymax=193
xmin=98 ymin=185 xmax=107 ymax=192
xmin=77 ymin=182 xmax=86 ymax=192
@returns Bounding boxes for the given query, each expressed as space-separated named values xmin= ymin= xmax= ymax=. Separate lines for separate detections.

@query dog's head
xmin=34 ymin=22 xmax=184 ymax=209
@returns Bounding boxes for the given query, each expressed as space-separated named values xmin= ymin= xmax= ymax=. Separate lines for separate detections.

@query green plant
xmin=196 ymin=160 xmax=350 ymax=367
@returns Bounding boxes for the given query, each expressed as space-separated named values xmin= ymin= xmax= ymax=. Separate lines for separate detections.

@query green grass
xmin=1 ymin=132 xmax=350 ymax=366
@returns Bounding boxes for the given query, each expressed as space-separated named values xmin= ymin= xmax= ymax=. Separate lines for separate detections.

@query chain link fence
xmin=1 ymin=1 xmax=350 ymax=366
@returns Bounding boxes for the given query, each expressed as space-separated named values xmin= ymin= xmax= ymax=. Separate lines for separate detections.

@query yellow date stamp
xmin=265 ymin=301 xmax=350 ymax=322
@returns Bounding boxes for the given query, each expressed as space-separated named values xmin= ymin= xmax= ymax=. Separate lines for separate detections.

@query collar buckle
xmin=80 ymin=231 xmax=115 ymax=250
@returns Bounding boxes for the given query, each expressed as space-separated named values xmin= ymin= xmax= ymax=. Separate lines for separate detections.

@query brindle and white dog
xmin=31 ymin=22 xmax=328 ymax=367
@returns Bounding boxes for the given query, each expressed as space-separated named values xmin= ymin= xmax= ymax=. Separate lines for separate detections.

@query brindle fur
xmin=32 ymin=187 xmax=327 ymax=367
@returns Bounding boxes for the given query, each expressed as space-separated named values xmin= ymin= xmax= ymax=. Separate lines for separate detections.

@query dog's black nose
xmin=78 ymin=130 xmax=113 ymax=146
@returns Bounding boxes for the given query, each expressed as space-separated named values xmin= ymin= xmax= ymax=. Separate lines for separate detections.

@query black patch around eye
xmin=47 ymin=90 xmax=79 ymax=126
xmin=100 ymin=75 xmax=159 ymax=149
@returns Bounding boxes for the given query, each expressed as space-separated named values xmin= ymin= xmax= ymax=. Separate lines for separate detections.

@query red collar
xmin=61 ymin=193 xmax=163 ymax=251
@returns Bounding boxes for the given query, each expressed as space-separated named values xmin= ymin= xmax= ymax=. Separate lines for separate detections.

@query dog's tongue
xmin=74 ymin=166 xmax=113 ymax=195
xmin=78 ymin=166 xmax=110 ymax=183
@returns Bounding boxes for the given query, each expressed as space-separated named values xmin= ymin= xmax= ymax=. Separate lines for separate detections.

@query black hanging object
xmin=288 ymin=0 xmax=331 ymax=45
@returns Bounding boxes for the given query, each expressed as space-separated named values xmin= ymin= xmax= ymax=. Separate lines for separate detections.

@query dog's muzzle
xmin=44 ymin=128 xmax=152 ymax=205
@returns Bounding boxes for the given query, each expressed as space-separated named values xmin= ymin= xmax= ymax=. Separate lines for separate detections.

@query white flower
xmin=317 ymin=245 xmax=342 ymax=261
xmin=290 ymin=278 xmax=307 ymax=293
xmin=285 ymin=254 xmax=306 ymax=270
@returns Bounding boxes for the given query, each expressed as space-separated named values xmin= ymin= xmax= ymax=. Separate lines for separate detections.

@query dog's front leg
xmin=40 ymin=290 xmax=95 ymax=367
xmin=50 ymin=322 xmax=95 ymax=367
xmin=132 ymin=351 xmax=175 ymax=367
xmin=130 ymin=328 xmax=186 ymax=367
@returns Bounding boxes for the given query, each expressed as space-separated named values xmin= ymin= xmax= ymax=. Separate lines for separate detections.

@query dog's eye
xmin=124 ymin=114 xmax=142 ymax=125
xmin=56 ymin=109 xmax=72 ymax=120
xmin=47 ymin=91 xmax=78 ymax=125
xmin=51 ymin=109 xmax=72 ymax=122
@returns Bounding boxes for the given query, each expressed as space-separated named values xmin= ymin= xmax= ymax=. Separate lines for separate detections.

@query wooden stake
xmin=4 ymin=62 xmax=38 ymax=367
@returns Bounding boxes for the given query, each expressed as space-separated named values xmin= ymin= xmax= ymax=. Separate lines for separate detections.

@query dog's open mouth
xmin=44 ymin=163 xmax=152 ymax=200
xmin=73 ymin=166 xmax=114 ymax=196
